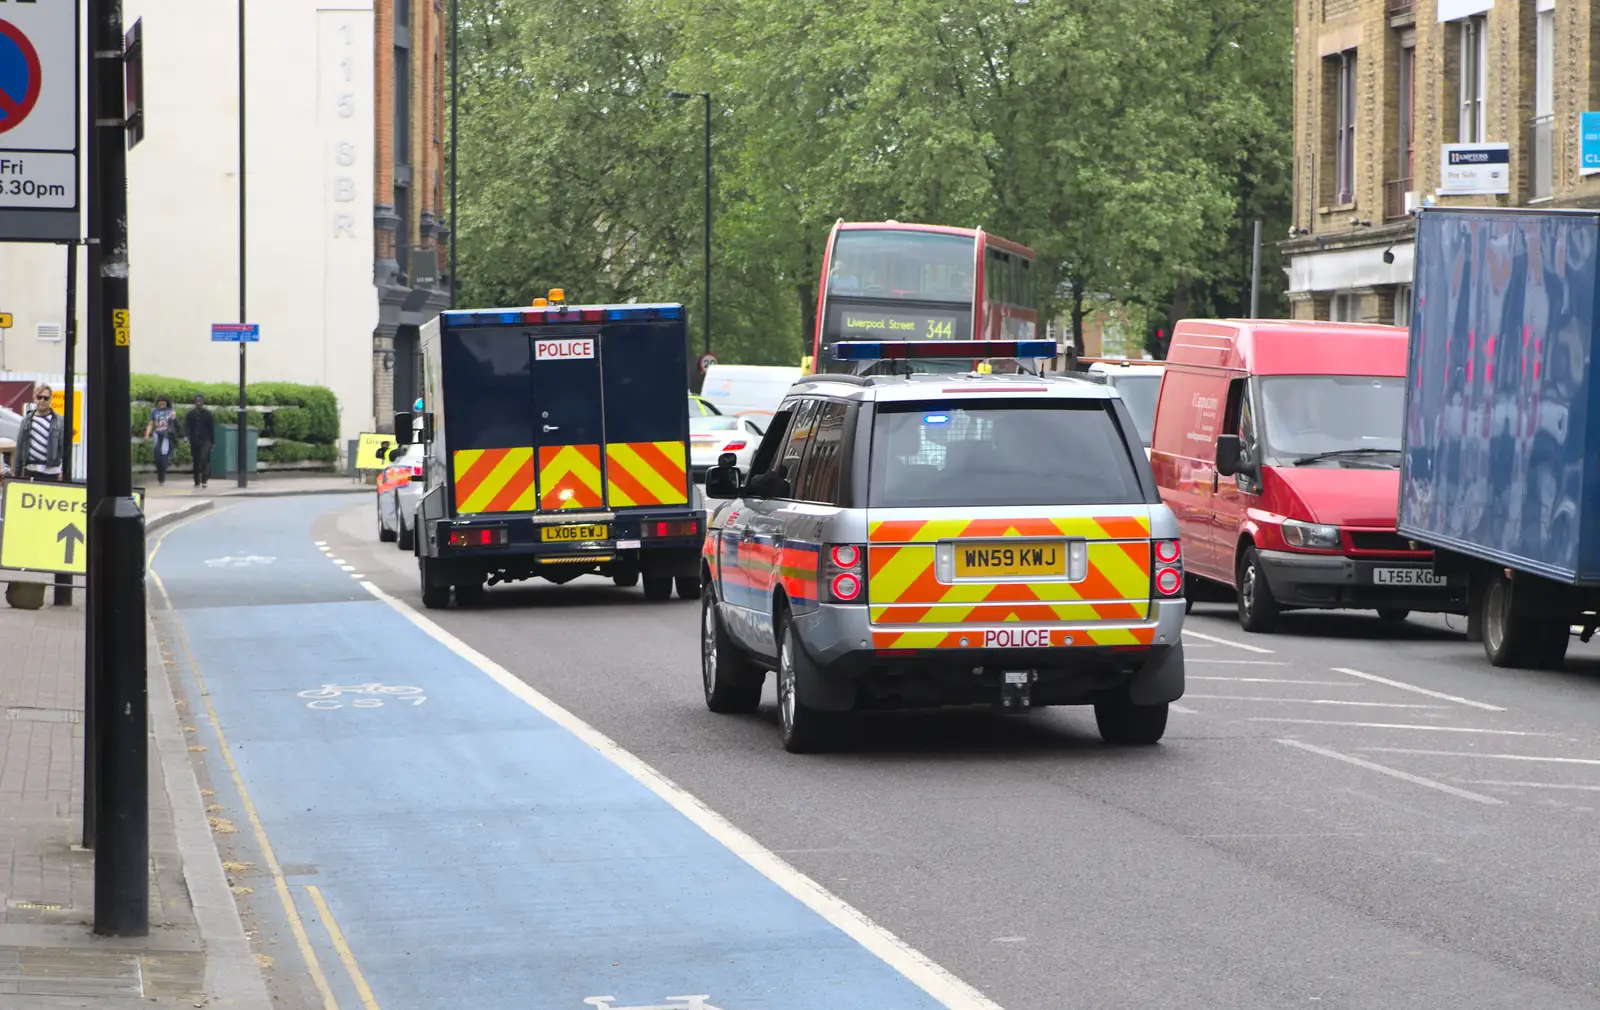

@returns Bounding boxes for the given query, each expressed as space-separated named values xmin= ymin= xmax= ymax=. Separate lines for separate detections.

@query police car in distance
xmin=699 ymin=339 xmax=1187 ymax=753
xmin=376 ymin=442 xmax=425 ymax=550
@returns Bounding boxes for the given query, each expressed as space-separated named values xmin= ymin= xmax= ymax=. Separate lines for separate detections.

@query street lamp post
xmin=449 ymin=0 xmax=459 ymax=308
xmin=668 ymin=90 xmax=711 ymax=355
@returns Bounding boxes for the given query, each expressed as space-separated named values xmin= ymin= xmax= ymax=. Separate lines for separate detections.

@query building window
xmin=1531 ymin=5 xmax=1555 ymax=200
xmin=1393 ymin=285 xmax=1413 ymax=328
xmin=1459 ymin=15 xmax=1486 ymax=144
xmin=1333 ymin=50 xmax=1357 ymax=205
xmin=1332 ymin=293 xmax=1360 ymax=322
xmin=1387 ymin=44 xmax=1415 ymax=220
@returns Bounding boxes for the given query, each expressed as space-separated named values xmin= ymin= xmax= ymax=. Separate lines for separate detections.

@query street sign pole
xmin=56 ymin=242 xmax=79 ymax=606
xmin=86 ymin=0 xmax=149 ymax=937
xmin=237 ymin=0 xmax=248 ymax=489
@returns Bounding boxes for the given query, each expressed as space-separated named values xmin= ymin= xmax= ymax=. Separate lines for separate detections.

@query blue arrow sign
xmin=211 ymin=323 xmax=260 ymax=342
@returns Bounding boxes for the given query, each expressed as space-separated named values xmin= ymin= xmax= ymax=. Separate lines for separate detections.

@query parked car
xmin=689 ymin=414 xmax=762 ymax=483
xmin=1149 ymin=319 xmax=1463 ymax=631
xmin=376 ymin=443 xmax=426 ymax=550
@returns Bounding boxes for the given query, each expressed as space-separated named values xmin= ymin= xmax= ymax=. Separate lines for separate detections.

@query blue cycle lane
xmin=151 ymin=497 xmax=985 ymax=1010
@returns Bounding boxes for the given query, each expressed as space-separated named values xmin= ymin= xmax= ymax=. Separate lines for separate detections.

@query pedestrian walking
xmin=144 ymin=394 xmax=178 ymax=485
xmin=13 ymin=383 xmax=66 ymax=481
xmin=185 ymin=394 xmax=215 ymax=488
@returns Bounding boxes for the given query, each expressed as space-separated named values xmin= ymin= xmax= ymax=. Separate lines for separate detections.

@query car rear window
xmin=868 ymin=400 xmax=1145 ymax=508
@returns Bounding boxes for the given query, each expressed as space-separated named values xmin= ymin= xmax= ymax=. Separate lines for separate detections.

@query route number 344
xmin=297 ymin=683 xmax=426 ymax=710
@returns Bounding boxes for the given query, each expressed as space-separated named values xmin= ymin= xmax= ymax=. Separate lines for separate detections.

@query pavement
xmin=136 ymin=493 xmax=1600 ymax=1009
xmin=0 ymin=476 xmax=366 ymax=1008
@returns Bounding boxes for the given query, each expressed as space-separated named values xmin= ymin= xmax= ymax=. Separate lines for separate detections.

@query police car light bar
xmin=443 ymin=304 xmax=684 ymax=328
xmin=831 ymin=339 xmax=1059 ymax=361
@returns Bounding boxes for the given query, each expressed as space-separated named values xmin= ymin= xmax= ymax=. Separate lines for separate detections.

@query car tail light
xmin=1152 ymin=538 xmax=1183 ymax=598
xmin=448 ymin=526 xmax=508 ymax=548
xmin=642 ymin=518 xmax=701 ymax=540
xmin=824 ymin=544 xmax=867 ymax=603
xmin=409 ymin=465 xmax=424 ymax=480
xmin=720 ymin=441 xmax=747 ymax=452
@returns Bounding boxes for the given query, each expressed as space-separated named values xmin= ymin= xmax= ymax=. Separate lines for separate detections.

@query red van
xmin=1149 ymin=320 xmax=1464 ymax=632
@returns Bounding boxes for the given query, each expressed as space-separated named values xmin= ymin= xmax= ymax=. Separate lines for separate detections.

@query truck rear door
xmin=600 ymin=323 xmax=690 ymax=509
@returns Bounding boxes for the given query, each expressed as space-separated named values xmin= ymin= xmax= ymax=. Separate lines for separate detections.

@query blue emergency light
xmin=444 ymin=304 xmax=684 ymax=327
xmin=830 ymin=339 xmax=1059 ymax=361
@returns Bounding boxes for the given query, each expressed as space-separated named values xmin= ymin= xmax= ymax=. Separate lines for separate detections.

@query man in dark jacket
xmin=13 ymin=383 xmax=66 ymax=480
xmin=185 ymin=394 xmax=215 ymax=488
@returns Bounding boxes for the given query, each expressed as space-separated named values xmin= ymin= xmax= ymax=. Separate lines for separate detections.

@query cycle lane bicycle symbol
xmin=583 ymin=998 xmax=723 ymax=1010
xmin=296 ymin=683 xmax=426 ymax=710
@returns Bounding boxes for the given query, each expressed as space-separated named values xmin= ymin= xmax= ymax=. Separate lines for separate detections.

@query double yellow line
xmin=150 ymin=519 xmax=379 ymax=1009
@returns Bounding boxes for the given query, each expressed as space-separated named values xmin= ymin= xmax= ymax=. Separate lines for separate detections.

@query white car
xmin=1085 ymin=361 xmax=1164 ymax=458
xmin=689 ymin=415 xmax=763 ymax=482
xmin=376 ymin=443 xmax=426 ymax=550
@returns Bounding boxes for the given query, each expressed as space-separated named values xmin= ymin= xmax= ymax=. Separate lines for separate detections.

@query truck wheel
xmin=612 ymin=572 xmax=639 ymax=588
xmin=1534 ymin=621 xmax=1572 ymax=670
xmin=1236 ymin=547 xmax=1280 ymax=634
xmin=419 ymin=560 xmax=450 ymax=610
xmin=1482 ymin=572 xmax=1543 ymax=668
xmin=1094 ymin=692 xmax=1168 ymax=745
xmin=675 ymin=576 xmax=701 ymax=600
xmin=1377 ymin=609 xmax=1410 ymax=623
xmin=397 ymin=517 xmax=415 ymax=552
xmin=643 ymin=576 xmax=673 ymax=601
xmin=702 ymin=592 xmax=763 ymax=714
xmin=776 ymin=617 xmax=848 ymax=754
xmin=455 ymin=581 xmax=486 ymax=607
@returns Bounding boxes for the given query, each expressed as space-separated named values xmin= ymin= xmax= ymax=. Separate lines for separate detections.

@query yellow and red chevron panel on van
xmin=451 ymin=448 xmax=536 ymax=513
xmin=606 ymin=441 xmax=689 ymax=508
xmin=871 ymin=626 xmax=1157 ymax=650
xmin=866 ymin=541 xmax=1152 ymax=623
xmin=538 ymin=444 xmax=603 ymax=510
xmin=867 ymin=516 xmax=1151 ymax=543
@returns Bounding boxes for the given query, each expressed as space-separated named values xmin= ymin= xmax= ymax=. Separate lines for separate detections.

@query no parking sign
xmin=0 ymin=0 xmax=79 ymax=242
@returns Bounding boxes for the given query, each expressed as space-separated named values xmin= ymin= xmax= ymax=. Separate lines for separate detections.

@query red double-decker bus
xmin=808 ymin=220 xmax=1039 ymax=374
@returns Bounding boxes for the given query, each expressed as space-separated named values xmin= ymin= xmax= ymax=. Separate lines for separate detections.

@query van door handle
xmin=1212 ymin=471 xmax=1219 ymax=492
xmin=542 ymin=424 xmax=560 ymax=432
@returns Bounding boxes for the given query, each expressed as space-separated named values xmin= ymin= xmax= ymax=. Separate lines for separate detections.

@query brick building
xmin=1284 ymin=0 xmax=1600 ymax=325
xmin=373 ymin=0 xmax=451 ymax=430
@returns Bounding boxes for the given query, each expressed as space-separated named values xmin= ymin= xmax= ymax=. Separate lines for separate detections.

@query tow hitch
xmin=999 ymin=669 xmax=1035 ymax=713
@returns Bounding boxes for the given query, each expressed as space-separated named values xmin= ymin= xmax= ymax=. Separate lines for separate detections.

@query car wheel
xmin=612 ymin=572 xmax=639 ymax=588
xmin=777 ymin=617 xmax=847 ymax=753
xmin=455 ymin=581 xmax=486 ymax=607
xmin=675 ymin=576 xmax=701 ymax=600
xmin=1377 ymin=609 xmax=1410 ymax=623
xmin=1236 ymin=547 xmax=1280 ymax=634
xmin=643 ymin=576 xmax=673 ymax=601
xmin=397 ymin=516 xmax=415 ymax=552
xmin=702 ymin=591 xmax=763 ymax=714
xmin=1094 ymin=692 xmax=1168 ymax=745
xmin=419 ymin=559 xmax=451 ymax=610
xmin=378 ymin=502 xmax=397 ymax=543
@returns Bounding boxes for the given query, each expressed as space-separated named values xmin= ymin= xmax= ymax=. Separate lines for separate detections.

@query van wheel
xmin=777 ymin=618 xmax=848 ymax=753
xmin=1535 ymin=621 xmax=1572 ymax=670
xmin=1236 ymin=547 xmax=1280 ymax=633
xmin=643 ymin=576 xmax=673 ymax=601
xmin=1482 ymin=571 xmax=1544 ymax=668
xmin=1377 ymin=609 xmax=1410 ymax=623
xmin=1094 ymin=692 xmax=1168 ymax=745
xmin=675 ymin=576 xmax=701 ymax=600
xmin=419 ymin=559 xmax=450 ymax=610
xmin=702 ymin=592 xmax=763 ymax=714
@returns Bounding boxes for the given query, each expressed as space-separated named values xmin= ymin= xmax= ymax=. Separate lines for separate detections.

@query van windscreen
xmin=868 ymin=400 xmax=1143 ymax=508
xmin=1258 ymin=375 xmax=1404 ymax=464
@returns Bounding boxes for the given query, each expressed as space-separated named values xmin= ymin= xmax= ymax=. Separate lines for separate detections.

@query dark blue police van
xmin=394 ymin=296 xmax=705 ymax=608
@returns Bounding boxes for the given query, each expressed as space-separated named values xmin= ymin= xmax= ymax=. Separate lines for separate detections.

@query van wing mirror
xmin=392 ymin=412 xmax=413 ymax=444
xmin=1215 ymin=434 xmax=1243 ymax=477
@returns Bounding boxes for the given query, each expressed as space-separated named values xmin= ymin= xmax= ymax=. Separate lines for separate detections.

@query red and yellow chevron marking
xmin=866 ymin=541 xmax=1151 ymax=622
xmin=871 ymin=626 xmax=1157 ymax=649
xmin=868 ymin=515 xmax=1151 ymax=543
xmin=606 ymin=441 xmax=688 ymax=508
xmin=538 ymin=444 xmax=603 ymax=510
xmin=451 ymin=448 xmax=536 ymax=513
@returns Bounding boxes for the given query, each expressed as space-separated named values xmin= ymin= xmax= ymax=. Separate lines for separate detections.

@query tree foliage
xmin=452 ymin=0 xmax=1292 ymax=364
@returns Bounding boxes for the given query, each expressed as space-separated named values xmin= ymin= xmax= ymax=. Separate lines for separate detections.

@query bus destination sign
xmin=840 ymin=311 xmax=960 ymax=341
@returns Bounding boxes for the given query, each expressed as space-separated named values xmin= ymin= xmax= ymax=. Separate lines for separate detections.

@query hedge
xmin=130 ymin=374 xmax=340 ymax=469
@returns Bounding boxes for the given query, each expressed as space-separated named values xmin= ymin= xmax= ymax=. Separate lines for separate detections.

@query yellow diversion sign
xmin=0 ymin=480 xmax=145 ymax=576
xmin=355 ymin=432 xmax=400 ymax=471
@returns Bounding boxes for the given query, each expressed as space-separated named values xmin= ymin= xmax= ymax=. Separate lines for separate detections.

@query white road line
xmin=1182 ymin=629 xmax=1274 ymax=654
xmin=349 ymin=573 xmax=364 ymax=579
xmin=1185 ymin=695 xmax=1443 ymax=709
xmin=1465 ymin=780 xmax=1600 ymax=792
xmin=1190 ymin=676 xmax=1355 ymax=685
xmin=1276 ymin=739 xmax=1504 ymax=805
xmin=357 ymin=580 xmax=1003 ymax=1010
xmin=1187 ymin=659 xmax=1289 ymax=666
xmin=315 ymin=541 xmax=327 ymax=546
xmin=1362 ymin=748 xmax=1600 ymax=766
xmin=1331 ymin=667 xmax=1505 ymax=712
xmin=1170 ymin=703 xmax=1200 ymax=715
xmin=1251 ymin=718 xmax=1555 ymax=736
xmin=328 ymin=558 xmax=345 ymax=565
xmin=340 ymin=565 xmax=357 ymax=572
